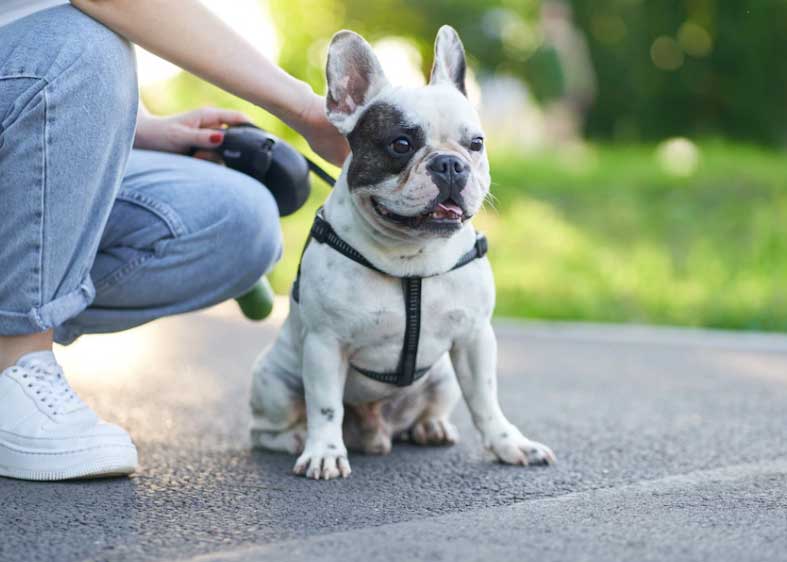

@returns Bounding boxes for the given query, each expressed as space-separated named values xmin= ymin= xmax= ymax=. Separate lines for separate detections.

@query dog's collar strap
xmin=292 ymin=209 xmax=488 ymax=387
xmin=306 ymin=211 xmax=488 ymax=279
xmin=308 ymin=213 xmax=385 ymax=274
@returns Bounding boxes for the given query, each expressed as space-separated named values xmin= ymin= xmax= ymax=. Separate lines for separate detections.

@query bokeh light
xmin=651 ymin=36 xmax=684 ymax=71
xmin=590 ymin=14 xmax=627 ymax=45
xmin=678 ymin=21 xmax=713 ymax=58
xmin=656 ymin=137 xmax=700 ymax=177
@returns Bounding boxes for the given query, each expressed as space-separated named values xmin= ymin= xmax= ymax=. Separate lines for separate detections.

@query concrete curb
xmin=493 ymin=318 xmax=787 ymax=353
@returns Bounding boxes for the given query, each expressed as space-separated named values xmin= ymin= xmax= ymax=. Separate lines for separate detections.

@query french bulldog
xmin=250 ymin=25 xmax=555 ymax=479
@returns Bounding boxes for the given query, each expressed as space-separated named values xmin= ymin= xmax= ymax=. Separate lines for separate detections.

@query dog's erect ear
xmin=429 ymin=25 xmax=467 ymax=96
xmin=326 ymin=30 xmax=390 ymax=135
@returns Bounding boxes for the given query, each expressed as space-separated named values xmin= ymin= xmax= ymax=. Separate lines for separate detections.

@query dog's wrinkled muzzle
xmin=427 ymin=154 xmax=470 ymax=215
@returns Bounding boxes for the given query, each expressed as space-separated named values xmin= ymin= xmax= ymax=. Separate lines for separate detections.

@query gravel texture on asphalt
xmin=2 ymin=305 xmax=785 ymax=562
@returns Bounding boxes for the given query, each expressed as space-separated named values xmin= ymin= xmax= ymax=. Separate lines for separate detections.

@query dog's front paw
xmin=293 ymin=442 xmax=352 ymax=480
xmin=485 ymin=427 xmax=556 ymax=466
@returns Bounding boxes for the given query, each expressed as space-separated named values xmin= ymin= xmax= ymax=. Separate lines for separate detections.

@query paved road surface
xmin=1 ymin=301 xmax=785 ymax=562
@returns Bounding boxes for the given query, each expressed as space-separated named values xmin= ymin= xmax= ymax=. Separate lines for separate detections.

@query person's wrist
xmin=297 ymin=91 xmax=324 ymax=130
xmin=269 ymin=79 xmax=319 ymax=134
xmin=133 ymin=115 xmax=152 ymax=149
xmin=133 ymin=113 xmax=159 ymax=150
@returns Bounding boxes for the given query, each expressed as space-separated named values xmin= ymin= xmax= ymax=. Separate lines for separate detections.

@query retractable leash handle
xmin=197 ymin=123 xmax=337 ymax=320
xmin=216 ymin=123 xmax=313 ymax=216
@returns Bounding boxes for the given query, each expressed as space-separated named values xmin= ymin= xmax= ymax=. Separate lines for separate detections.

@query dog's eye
xmin=391 ymin=137 xmax=412 ymax=155
xmin=469 ymin=137 xmax=485 ymax=152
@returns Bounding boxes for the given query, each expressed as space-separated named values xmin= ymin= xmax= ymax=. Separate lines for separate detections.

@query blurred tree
xmin=267 ymin=0 xmax=787 ymax=145
xmin=572 ymin=0 xmax=787 ymax=144
xmin=144 ymin=1 xmax=787 ymax=146
xmin=268 ymin=0 xmax=541 ymax=90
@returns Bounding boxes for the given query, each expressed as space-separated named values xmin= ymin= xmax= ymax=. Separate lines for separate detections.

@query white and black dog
xmin=250 ymin=26 xmax=555 ymax=479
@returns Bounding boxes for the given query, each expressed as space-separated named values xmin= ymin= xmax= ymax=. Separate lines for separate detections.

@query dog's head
xmin=326 ymin=26 xmax=490 ymax=239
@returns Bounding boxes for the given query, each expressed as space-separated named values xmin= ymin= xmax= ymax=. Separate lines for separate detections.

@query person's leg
xmin=0 ymin=5 xmax=138 ymax=364
xmin=55 ymin=150 xmax=283 ymax=343
xmin=0 ymin=6 xmax=139 ymax=480
xmin=0 ymin=331 xmax=53 ymax=373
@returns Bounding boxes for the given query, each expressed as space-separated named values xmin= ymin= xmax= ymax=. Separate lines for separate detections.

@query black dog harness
xmin=292 ymin=209 xmax=488 ymax=387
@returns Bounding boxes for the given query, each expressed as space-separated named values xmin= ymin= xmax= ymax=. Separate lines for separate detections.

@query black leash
xmin=306 ymin=157 xmax=337 ymax=188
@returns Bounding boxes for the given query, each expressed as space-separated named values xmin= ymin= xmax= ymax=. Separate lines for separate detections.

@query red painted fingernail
xmin=210 ymin=132 xmax=224 ymax=144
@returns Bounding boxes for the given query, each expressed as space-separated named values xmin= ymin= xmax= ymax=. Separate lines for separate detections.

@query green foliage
xmin=269 ymin=141 xmax=787 ymax=331
xmin=140 ymin=2 xmax=787 ymax=330
xmin=268 ymin=0 xmax=542 ymax=92
xmin=484 ymin=141 xmax=787 ymax=329
xmin=573 ymin=0 xmax=787 ymax=144
xmin=267 ymin=0 xmax=787 ymax=145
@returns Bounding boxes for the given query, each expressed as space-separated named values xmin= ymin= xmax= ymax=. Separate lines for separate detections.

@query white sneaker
xmin=0 ymin=351 xmax=138 ymax=480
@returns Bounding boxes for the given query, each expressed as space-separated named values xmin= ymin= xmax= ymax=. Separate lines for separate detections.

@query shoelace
xmin=17 ymin=361 xmax=85 ymax=416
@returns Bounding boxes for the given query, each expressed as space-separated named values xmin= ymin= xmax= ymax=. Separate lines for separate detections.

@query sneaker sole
xmin=0 ymin=442 xmax=138 ymax=481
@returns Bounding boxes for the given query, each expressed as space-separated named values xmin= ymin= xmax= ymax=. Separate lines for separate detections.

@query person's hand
xmin=134 ymin=107 xmax=251 ymax=154
xmin=295 ymin=93 xmax=351 ymax=167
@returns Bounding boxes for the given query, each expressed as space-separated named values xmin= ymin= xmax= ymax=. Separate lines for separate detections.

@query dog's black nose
xmin=428 ymin=154 xmax=470 ymax=181
xmin=427 ymin=154 xmax=470 ymax=206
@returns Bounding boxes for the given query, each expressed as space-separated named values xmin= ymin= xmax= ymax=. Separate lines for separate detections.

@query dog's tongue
xmin=438 ymin=202 xmax=463 ymax=216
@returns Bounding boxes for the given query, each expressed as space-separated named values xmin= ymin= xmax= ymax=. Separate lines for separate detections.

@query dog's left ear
xmin=429 ymin=25 xmax=467 ymax=96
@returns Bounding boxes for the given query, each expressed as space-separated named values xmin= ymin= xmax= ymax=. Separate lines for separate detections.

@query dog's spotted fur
xmin=249 ymin=26 xmax=555 ymax=480
xmin=346 ymin=102 xmax=425 ymax=190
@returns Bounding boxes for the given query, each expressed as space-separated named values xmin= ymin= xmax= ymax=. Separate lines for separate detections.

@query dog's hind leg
xmin=249 ymin=320 xmax=307 ymax=454
xmin=250 ymin=357 xmax=306 ymax=454
xmin=389 ymin=354 xmax=462 ymax=446
xmin=344 ymin=401 xmax=393 ymax=455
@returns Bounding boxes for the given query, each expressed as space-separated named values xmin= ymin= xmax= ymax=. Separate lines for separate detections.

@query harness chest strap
xmin=292 ymin=210 xmax=488 ymax=387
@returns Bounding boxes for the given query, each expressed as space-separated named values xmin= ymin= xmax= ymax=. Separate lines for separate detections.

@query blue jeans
xmin=0 ymin=6 xmax=283 ymax=343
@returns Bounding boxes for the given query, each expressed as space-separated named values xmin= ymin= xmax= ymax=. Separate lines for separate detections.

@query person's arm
xmin=71 ymin=0 xmax=349 ymax=165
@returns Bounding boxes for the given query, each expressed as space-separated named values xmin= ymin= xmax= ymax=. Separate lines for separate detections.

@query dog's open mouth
xmin=372 ymin=197 xmax=467 ymax=229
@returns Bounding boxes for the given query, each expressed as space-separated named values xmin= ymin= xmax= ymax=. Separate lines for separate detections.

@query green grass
xmin=268 ymin=141 xmax=787 ymax=332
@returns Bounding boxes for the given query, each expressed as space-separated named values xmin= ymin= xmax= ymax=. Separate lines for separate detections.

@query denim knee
xmin=53 ymin=156 xmax=285 ymax=343
xmin=43 ymin=6 xmax=138 ymax=123
xmin=87 ymin=174 xmax=285 ymax=311
xmin=95 ymin=152 xmax=284 ymax=309
xmin=1 ymin=5 xmax=137 ymax=101
xmin=217 ymin=175 xmax=284 ymax=294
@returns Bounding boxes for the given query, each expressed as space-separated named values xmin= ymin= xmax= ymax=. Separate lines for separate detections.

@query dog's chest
xmin=348 ymin=272 xmax=480 ymax=357
xmin=299 ymin=245 xmax=493 ymax=376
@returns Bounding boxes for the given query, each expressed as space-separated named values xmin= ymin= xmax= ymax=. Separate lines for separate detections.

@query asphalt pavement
xmin=1 ymin=300 xmax=785 ymax=562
